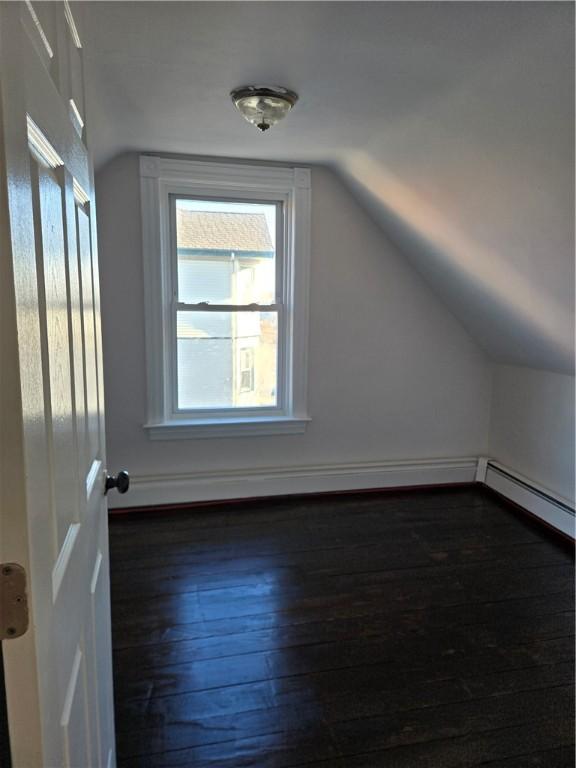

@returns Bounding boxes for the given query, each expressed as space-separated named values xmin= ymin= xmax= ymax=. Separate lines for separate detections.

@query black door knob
xmin=105 ymin=470 xmax=130 ymax=494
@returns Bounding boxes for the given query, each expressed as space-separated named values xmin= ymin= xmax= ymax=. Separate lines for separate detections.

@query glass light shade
xmin=231 ymin=86 xmax=298 ymax=132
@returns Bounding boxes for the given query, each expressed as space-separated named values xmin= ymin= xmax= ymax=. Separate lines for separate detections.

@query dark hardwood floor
xmin=109 ymin=486 xmax=575 ymax=768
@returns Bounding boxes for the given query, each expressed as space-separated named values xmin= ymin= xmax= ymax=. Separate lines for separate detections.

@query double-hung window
xmin=140 ymin=157 xmax=311 ymax=438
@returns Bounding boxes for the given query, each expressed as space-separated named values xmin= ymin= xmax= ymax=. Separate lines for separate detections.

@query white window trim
xmin=139 ymin=155 xmax=311 ymax=439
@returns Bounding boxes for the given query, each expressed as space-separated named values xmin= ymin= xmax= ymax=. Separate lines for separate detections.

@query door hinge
xmin=0 ymin=563 xmax=28 ymax=640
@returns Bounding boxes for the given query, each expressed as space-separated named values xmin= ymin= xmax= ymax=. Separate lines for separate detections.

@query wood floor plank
xmin=111 ymin=561 xmax=574 ymax=622
xmin=116 ymin=683 xmax=572 ymax=757
xmin=115 ymin=661 xmax=573 ymax=727
xmin=109 ymin=487 xmax=503 ymax=535
xmin=113 ymin=609 xmax=573 ymax=673
xmin=114 ymin=635 xmax=574 ymax=702
xmin=112 ymin=590 xmax=574 ymax=650
xmin=118 ymin=717 xmax=575 ymax=768
xmin=332 ymin=719 xmax=575 ymax=768
xmin=109 ymin=503 xmax=553 ymax=570
xmin=111 ymin=563 xmax=573 ymax=639
xmin=115 ymin=664 xmax=574 ymax=758
xmin=332 ymin=685 xmax=572 ymax=756
xmin=477 ymin=747 xmax=575 ymax=767
xmin=111 ymin=487 xmax=574 ymax=768
xmin=110 ymin=543 xmax=572 ymax=603
xmin=109 ymin=518 xmax=547 ymax=562
xmin=117 ymin=726 xmax=342 ymax=768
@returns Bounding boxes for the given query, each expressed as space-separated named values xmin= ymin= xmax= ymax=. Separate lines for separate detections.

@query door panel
xmin=63 ymin=172 xmax=87 ymax=502
xmin=77 ymin=204 xmax=101 ymax=467
xmin=61 ymin=645 xmax=90 ymax=768
xmin=33 ymin=162 xmax=78 ymax=551
xmin=0 ymin=2 xmax=117 ymax=766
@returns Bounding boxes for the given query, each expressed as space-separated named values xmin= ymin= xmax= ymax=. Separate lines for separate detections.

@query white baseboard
xmin=481 ymin=458 xmax=575 ymax=539
xmin=110 ymin=457 xmax=478 ymax=509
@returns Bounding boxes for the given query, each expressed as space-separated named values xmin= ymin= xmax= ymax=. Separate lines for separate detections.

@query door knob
xmin=105 ymin=470 xmax=130 ymax=494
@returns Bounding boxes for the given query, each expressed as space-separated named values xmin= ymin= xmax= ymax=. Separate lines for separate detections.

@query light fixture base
xmin=230 ymin=85 xmax=298 ymax=132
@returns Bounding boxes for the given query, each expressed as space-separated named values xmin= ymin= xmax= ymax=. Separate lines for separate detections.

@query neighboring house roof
xmin=176 ymin=316 xmax=210 ymax=339
xmin=177 ymin=210 xmax=273 ymax=253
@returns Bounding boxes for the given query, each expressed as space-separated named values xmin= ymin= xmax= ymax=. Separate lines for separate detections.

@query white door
xmin=0 ymin=3 xmax=120 ymax=766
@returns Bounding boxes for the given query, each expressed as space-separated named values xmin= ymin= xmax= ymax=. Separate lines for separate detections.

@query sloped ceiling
xmin=82 ymin=1 xmax=574 ymax=373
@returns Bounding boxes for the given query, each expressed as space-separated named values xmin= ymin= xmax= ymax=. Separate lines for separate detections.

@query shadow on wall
xmin=340 ymin=151 xmax=574 ymax=375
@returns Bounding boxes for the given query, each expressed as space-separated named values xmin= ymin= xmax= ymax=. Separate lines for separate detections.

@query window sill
xmin=143 ymin=416 xmax=311 ymax=440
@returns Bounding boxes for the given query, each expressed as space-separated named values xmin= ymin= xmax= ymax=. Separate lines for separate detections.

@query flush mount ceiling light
xmin=230 ymin=85 xmax=298 ymax=132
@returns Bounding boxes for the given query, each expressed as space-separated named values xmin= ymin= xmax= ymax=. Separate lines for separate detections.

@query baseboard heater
xmin=479 ymin=459 xmax=575 ymax=539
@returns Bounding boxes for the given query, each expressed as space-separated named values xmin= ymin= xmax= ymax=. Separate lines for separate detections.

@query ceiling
xmin=82 ymin=1 xmax=575 ymax=373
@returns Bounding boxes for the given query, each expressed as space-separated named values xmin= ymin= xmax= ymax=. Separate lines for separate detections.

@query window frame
xmin=140 ymin=156 xmax=311 ymax=439
xmin=170 ymin=194 xmax=285 ymax=419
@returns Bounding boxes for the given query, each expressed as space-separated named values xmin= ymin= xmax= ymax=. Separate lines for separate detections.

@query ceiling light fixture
xmin=230 ymin=85 xmax=298 ymax=132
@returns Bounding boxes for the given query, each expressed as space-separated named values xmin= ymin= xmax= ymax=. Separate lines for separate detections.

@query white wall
xmin=489 ymin=364 xmax=575 ymax=504
xmin=96 ymin=155 xmax=491 ymax=507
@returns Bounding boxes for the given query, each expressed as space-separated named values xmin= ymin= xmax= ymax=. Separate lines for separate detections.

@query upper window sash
xmin=170 ymin=194 xmax=284 ymax=305
xmin=140 ymin=156 xmax=311 ymax=438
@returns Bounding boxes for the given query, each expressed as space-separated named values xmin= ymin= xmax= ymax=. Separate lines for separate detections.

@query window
xmin=140 ymin=157 xmax=311 ymax=438
xmin=239 ymin=348 xmax=255 ymax=393
xmin=175 ymin=198 xmax=278 ymax=410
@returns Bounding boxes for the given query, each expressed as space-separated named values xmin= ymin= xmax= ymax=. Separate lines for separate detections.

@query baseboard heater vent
xmin=481 ymin=459 xmax=575 ymax=539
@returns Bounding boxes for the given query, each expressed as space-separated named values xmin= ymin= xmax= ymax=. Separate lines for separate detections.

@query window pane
xmin=176 ymin=198 xmax=277 ymax=305
xmin=177 ymin=311 xmax=278 ymax=409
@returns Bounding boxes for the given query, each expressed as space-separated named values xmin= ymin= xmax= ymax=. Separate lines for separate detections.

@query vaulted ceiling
xmin=82 ymin=1 xmax=574 ymax=373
